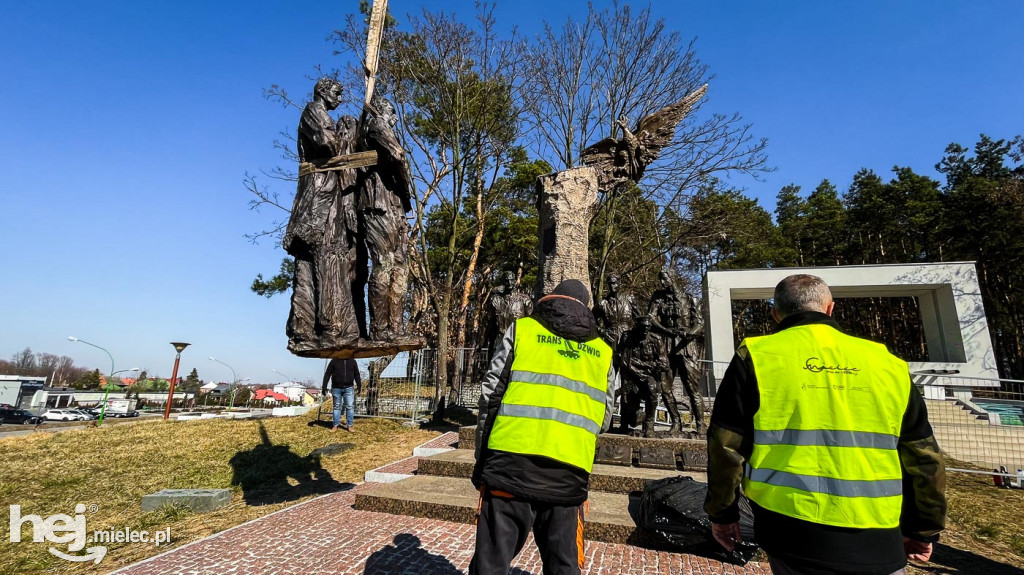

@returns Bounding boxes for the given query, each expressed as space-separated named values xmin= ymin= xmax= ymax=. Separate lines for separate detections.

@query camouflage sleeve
xmin=899 ymin=385 xmax=947 ymax=541
xmin=705 ymin=424 xmax=750 ymax=523
xmin=704 ymin=350 xmax=756 ymax=524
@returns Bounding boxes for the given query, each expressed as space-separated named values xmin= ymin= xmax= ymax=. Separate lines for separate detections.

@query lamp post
xmin=209 ymin=357 xmax=238 ymax=410
xmin=68 ymin=336 xmax=117 ymax=426
xmin=272 ymin=369 xmax=292 ymax=382
xmin=164 ymin=342 xmax=190 ymax=420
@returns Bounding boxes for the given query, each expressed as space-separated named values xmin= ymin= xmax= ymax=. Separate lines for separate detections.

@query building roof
xmin=254 ymin=389 xmax=289 ymax=402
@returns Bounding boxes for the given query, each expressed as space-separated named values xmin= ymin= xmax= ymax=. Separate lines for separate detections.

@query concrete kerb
xmin=364 ymin=455 xmax=419 ymax=483
xmin=364 ymin=432 xmax=459 ymax=482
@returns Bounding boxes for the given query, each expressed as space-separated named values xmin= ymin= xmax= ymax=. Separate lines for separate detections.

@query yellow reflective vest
xmin=487 ymin=317 xmax=613 ymax=473
xmin=742 ymin=323 xmax=910 ymax=529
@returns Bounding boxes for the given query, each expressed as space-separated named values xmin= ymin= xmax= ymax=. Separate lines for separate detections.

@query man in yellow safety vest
xmin=470 ymin=279 xmax=618 ymax=575
xmin=705 ymin=274 xmax=946 ymax=575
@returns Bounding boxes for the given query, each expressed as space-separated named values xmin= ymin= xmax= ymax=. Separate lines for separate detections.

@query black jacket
xmin=704 ymin=311 xmax=947 ymax=574
xmin=472 ymin=295 xmax=618 ymax=506
xmin=322 ymin=358 xmax=362 ymax=391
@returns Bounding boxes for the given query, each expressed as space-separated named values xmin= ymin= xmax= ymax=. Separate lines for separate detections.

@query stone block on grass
xmin=141 ymin=489 xmax=232 ymax=513
xmin=309 ymin=443 xmax=355 ymax=458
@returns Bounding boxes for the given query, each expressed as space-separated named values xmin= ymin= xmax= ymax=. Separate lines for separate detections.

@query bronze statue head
xmin=314 ymin=77 xmax=343 ymax=111
xmin=500 ymin=271 xmax=516 ymax=293
xmin=336 ymin=115 xmax=358 ymax=140
xmin=635 ymin=314 xmax=652 ymax=337
xmin=607 ymin=274 xmax=620 ymax=296
xmin=370 ymin=94 xmax=398 ymax=127
xmin=658 ymin=269 xmax=673 ymax=291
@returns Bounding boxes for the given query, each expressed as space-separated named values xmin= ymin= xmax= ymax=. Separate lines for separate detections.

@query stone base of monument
xmin=353 ymin=425 xmax=709 ymax=545
xmin=415 ymin=448 xmax=704 ymax=495
xmin=289 ymin=336 xmax=426 ymax=359
xmin=457 ymin=425 xmax=708 ymax=471
xmin=141 ymin=489 xmax=231 ymax=513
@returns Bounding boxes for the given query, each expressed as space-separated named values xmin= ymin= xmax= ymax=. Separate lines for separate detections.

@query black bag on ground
xmin=637 ymin=475 xmax=759 ymax=565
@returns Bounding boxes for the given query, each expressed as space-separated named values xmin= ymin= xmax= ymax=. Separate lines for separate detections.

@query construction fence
xmin=913 ymin=373 xmax=1024 ymax=478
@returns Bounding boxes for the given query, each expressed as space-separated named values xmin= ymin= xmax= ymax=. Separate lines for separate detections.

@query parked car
xmin=0 ymin=408 xmax=45 ymax=425
xmin=41 ymin=409 xmax=88 ymax=422
xmin=68 ymin=409 xmax=97 ymax=420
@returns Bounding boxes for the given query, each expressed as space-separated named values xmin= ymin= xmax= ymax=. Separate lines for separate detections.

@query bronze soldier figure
xmin=648 ymin=269 xmax=706 ymax=433
xmin=617 ymin=316 xmax=670 ymax=436
xmin=595 ymin=273 xmax=638 ymax=350
xmin=486 ymin=271 xmax=533 ymax=352
xmin=284 ymin=78 xmax=361 ymax=353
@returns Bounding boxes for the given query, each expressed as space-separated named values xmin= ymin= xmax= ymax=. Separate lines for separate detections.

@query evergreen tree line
xmin=676 ymin=135 xmax=1023 ymax=379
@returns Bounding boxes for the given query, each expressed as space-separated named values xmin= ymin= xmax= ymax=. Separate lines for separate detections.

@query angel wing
xmin=632 ymin=84 xmax=707 ymax=167
xmin=581 ymin=84 xmax=707 ymax=190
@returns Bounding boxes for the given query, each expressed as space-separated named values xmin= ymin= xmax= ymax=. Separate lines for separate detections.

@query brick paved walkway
xmin=112 ymin=483 xmax=768 ymax=575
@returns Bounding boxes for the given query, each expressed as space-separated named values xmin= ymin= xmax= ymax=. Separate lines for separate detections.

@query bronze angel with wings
xmin=582 ymin=84 xmax=707 ymax=190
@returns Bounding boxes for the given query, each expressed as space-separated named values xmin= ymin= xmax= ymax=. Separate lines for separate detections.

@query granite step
xmin=458 ymin=426 xmax=708 ymax=471
xmin=417 ymin=448 xmax=705 ymax=494
xmin=353 ymin=475 xmax=659 ymax=546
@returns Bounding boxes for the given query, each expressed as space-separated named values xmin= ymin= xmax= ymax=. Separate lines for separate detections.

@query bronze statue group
xmin=489 ymin=268 xmax=708 ymax=437
xmin=284 ymin=78 xmax=417 ymax=355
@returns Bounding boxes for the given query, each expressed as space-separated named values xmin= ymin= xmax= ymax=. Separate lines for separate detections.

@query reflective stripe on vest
xmin=742 ymin=323 xmax=910 ymax=529
xmin=487 ymin=316 xmax=613 ymax=473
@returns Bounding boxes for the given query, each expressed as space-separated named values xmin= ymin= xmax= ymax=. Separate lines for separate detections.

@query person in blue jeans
xmin=322 ymin=358 xmax=361 ymax=432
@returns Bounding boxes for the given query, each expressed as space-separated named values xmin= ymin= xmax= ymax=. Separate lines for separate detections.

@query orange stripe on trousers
xmin=576 ymin=505 xmax=585 ymax=570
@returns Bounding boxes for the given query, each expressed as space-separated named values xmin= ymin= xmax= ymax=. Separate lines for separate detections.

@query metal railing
xmin=918 ymin=382 xmax=1024 ymax=475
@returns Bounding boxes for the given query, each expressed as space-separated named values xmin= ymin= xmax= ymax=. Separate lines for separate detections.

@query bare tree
xmin=521 ymin=2 xmax=770 ymax=295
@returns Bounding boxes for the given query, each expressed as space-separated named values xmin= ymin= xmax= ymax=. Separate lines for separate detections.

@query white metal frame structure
xmin=702 ymin=262 xmax=999 ymax=397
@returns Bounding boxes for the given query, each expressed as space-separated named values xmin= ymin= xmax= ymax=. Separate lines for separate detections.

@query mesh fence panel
xmin=917 ymin=381 xmax=1024 ymax=476
xmin=350 ymin=349 xmax=436 ymax=421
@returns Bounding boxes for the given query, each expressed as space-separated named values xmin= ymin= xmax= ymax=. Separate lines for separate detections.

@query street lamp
xmin=164 ymin=342 xmax=190 ymax=420
xmin=209 ymin=356 xmax=239 ymax=410
xmin=272 ymin=369 xmax=292 ymax=382
xmin=68 ymin=336 xmax=117 ymax=426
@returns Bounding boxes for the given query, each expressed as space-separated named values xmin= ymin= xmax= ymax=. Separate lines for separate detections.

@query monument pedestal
xmin=289 ymin=336 xmax=425 ymax=359
xmin=535 ymin=166 xmax=599 ymax=300
xmin=354 ymin=425 xmax=709 ymax=547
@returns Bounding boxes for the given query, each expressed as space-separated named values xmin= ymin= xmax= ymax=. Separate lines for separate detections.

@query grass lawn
xmin=907 ymin=469 xmax=1024 ymax=574
xmin=0 ymin=408 xmax=437 ymax=575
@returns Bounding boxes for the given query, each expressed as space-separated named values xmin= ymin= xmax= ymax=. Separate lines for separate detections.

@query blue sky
xmin=1 ymin=1 xmax=1021 ymax=384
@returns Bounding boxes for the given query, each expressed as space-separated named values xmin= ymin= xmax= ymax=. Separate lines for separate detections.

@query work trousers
xmin=768 ymin=555 xmax=906 ymax=575
xmin=469 ymin=489 xmax=584 ymax=575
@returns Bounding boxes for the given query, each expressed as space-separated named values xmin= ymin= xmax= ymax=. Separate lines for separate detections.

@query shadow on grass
xmin=421 ymin=403 xmax=477 ymax=433
xmin=229 ymin=422 xmax=354 ymax=506
xmin=910 ymin=543 xmax=1024 ymax=574
xmin=365 ymin=534 xmax=460 ymax=574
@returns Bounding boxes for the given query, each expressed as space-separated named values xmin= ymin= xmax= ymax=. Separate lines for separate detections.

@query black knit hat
xmin=550 ymin=279 xmax=591 ymax=307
